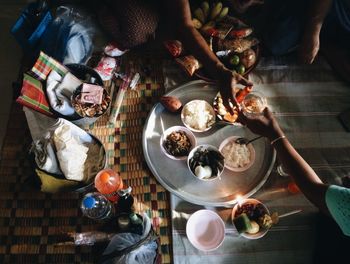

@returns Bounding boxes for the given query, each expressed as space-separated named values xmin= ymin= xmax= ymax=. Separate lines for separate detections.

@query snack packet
xmin=164 ymin=40 xmax=184 ymax=57
xmin=175 ymin=55 xmax=202 ymax=76
xmin=94 ymin=56 xmax=117 ymax=81
xmin=80 ymin=83 xmax=104 ymax=104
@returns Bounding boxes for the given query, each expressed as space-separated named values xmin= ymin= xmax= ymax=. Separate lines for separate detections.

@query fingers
xmin=263 ymin=107 xmax=275 ymax=120
xmin=236 ymin=73 xmax=253 ymax=86
xmin=223 ymin=97 xmax=235 ymax=115
xmin=237 ymin=108 xmax=247 ymax=125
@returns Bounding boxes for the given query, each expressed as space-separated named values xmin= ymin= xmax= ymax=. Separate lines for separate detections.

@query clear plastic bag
xmin=101 ymin=213 xmax=160 ymax=264
xmin=39 ymin=5 xmax=95 ymax=64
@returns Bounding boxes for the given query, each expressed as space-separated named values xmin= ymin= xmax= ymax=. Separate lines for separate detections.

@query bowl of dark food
xmin=231 ymin=198 xmax=271 ymax=239
xmin=160 ymin=126 xmax=197 ymax=160
xmin=187 ymin=144 xmax=225 ymax=181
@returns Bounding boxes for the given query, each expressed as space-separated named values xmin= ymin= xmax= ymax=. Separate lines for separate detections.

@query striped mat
xmin=0 ymin=51 xmax=172 ymax=263
xmin=169 ymin=54 xmax=350 ymax=264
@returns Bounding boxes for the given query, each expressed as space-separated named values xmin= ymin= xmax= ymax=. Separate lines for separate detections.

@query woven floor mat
xmin=0 ymin=52 xmax=172 ymax=263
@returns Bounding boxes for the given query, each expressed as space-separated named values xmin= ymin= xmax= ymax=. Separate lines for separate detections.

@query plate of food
xmin=212 ymin=84 xmax=252 ymax=124
xmin=142 ymin=80 xmax=276 ymax=206
xmin=191 ymin=2 xmax=260 ymax=80
xmin=164 ymin=2 xmax=260 ymax=81
xmin=194 ymin=45 xmax=260 ymax=82
xmin=231 ymin=198 xmax=272 ymax=239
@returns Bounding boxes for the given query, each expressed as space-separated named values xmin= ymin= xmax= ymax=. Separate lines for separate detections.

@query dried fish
xmin=217 ymin=38 xmax=259 ymax=53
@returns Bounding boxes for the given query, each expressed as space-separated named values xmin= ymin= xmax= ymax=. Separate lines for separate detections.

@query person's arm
xmin=239 ymin=108 xmax=330 ymax=214
xmin=299 ymin=0 xmax=333 ymax=64
xmin=163 ymin=0 xmax=252 ymax=110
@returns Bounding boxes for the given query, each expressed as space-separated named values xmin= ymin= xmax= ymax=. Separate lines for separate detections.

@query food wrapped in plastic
xmin=101 ymin=213 xmax=160 ymax=264
xmin=175 ymin=55 xmax=202 ymax=76
xmin=164 ymin=40 xmax=184 ymax=57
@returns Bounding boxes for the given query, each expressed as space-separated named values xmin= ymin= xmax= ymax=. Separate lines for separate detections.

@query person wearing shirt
xmin=239 ymin=107 xmax=350 ymax=236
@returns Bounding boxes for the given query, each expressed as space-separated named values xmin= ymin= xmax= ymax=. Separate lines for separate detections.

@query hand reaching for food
xmin=238 ymin=107 xmax=283 ymax=140
xmin=218 ymin=69 xmax=252 ymax=113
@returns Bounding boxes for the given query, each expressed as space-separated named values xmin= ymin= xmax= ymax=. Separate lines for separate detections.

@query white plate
xmin=186 ymin=209 xmax=225 ymax=251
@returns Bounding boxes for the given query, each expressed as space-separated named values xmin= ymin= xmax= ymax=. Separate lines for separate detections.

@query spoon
xmin=235 ymin=135 xmax=263 ymax=145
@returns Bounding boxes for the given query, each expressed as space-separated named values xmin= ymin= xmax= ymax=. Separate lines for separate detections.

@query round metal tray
xmin=142 ymin=80 xmax=276 ymax=207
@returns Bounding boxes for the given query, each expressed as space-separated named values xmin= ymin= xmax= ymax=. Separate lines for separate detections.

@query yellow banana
xmin=215 ymin=7 xmax=228 ymax=22
xmin=192 ymin=18 xmax=203 ymax=29
xmin=210 ymin=2 xmax=223 ymax=20
xmin=194 ymin=8 xmax=205 ymax=24
xmin=201 ymin=1 xmax=210 ymax=22
xmin=201 ymin=20 xmax=216 ymax=31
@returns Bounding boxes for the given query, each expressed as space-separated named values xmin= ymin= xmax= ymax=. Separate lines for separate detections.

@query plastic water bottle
xmin=81 ymin=192 xmax=115 ymax=221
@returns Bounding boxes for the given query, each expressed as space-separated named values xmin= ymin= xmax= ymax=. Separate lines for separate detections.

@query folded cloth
xmin=16 ymin=73 xmax=54 ymax=116
xmin=30 ymin=138 xmax=62 ymax=175
xmin=31 ymin=51 xmax=68 ymax=81
xmin=46 ymin=70 xmax=81 ymax=117
xmin=24 ymin=107 xmax=57 ymax=141
xmin=35 ymin=169 xmax=79 ymax=193
xmin=53 ymin=124 xmax=89 ymax=181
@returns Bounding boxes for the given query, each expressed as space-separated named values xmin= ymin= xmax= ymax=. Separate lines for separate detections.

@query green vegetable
xmin=236 ymin=64 xmax=245 ymax=75
xmin=229 ymin=55 xmax=240 ymax=66
xmin=233 ymin=213 xmax=252 ymax=234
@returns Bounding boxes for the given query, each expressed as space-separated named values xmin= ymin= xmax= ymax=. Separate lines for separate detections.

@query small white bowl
xmin=231 ymin=198 xmax=270 ymax=239
xmin=187 ymin=144 xmax=224 ymax=181
xmin=181 ymin=100 xmax=216 ymax=133
xmin=160 ymin=126 xmax=197 ymax=160
xmin=219 ymin=136 xmax=256 ymax=172
xmin=186 ymin=209 xmax=225 ymax=251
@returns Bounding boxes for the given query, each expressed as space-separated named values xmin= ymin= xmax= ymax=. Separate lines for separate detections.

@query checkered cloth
xmin=31 ymin=51 xmax=68 ymax=81
xmin=0 ymin=50 xmax=172 ymax=264
xmin=16 ymin=73 xmax=53 ymax=116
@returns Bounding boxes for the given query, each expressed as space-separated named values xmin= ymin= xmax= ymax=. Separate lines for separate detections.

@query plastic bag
xmin=39 ymin=5 xmax=95 ymax=64
xmin=101 ymin=213 xmax=160 ymax=264
xmin=11 ymin=1 xmax=53 ymax=51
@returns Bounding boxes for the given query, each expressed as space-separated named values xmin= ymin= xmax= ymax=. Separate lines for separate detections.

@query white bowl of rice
xmin=181 ymin=100 xmax=216 ymax=132
xmin=219 ymin=136 xmax=255 ymax=172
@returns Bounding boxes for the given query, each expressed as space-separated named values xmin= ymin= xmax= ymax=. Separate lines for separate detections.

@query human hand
xmin=299 ymin=27 xmax=320 ymax=64
xmin=238 ymin=107 xmax=283 ymax=140
xmin=230 ymin=0 xmax=264 ymax=14
xmin=218 ymin=69 xmax=252 ymax=113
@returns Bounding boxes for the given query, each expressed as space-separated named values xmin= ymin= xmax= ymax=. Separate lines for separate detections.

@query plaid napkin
xmin=16 ymin=73 xmax=53 ymax=116
xmin=31 ymin=51 xmax=68 ymax=81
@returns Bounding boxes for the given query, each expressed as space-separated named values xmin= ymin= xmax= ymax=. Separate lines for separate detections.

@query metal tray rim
xmin=142 ymin=80 xmax=276 ymax=207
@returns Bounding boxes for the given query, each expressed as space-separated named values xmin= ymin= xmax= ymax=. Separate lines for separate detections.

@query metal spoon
xmin=235 ymin=135 xmax=263 ymax=145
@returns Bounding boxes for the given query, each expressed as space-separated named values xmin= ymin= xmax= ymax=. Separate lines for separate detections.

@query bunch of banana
xmin=192 ymin=1 xmax=229 ymax=30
